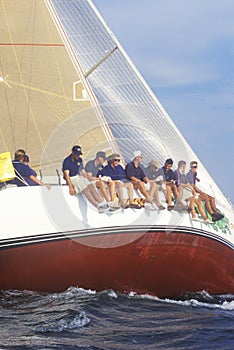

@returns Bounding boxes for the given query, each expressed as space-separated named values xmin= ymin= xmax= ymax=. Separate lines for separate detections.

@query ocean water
xmin=0 ymin=287 xmax=233 ymax=349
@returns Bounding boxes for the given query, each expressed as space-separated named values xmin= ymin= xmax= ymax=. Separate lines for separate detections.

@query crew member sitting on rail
xmin=85 ymin=151 xmax=117 ymax=208
xmin=125 ymin=151 xmax=157 ymax=211
xmin=9 ymin=149 xmax=50 ymax=189
xmin=156 ymin=158 xmax=178 ymax=211
xmin=62 ymin=145 xmax=109 ymax=213
xmin=186 ymin=161 xmax=224 ymax=222
xmin=97 ymin=153 xmax=141 ymax=209
xmin=143 ymin=160 xmax=165 ymax=210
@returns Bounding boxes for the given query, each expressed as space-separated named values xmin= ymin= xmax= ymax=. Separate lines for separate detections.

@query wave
xmin=129 ymin=290 xmax=234 ymax=311
xmin=35 ymin=311 xmax=90 ymax=333
xmin=1 ymin=287 xmax=234 ymax=312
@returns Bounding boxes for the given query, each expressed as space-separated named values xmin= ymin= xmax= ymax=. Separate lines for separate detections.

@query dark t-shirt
xmin=85 ymin=160 xmax=103 ymax=177
xmin=186 ymin=170 xmax=197 ymax=185
xmin=62 ymin=154 xmax=84 ymax=177
xmin=125 ymin=161 xmax=146 ymax=181
xmin=157 ymin=166 xmax=175 ymax=182
xmin=97 ymin=164 xmax=126 ymax=181
xmin=174 ymin=169 xmax=188 ymax=186
xmin=143 ymin=166 xmax=162 ymax=181
xmin=10 ymin=160 xmax=38 ymax=186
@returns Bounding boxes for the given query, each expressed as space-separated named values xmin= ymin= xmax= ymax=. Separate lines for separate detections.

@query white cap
xmin=132 ymin=150 xmax=143 ymax=161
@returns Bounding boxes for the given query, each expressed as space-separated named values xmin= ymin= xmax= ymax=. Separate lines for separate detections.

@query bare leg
xmin=166 ymin=184 xmax=173 ymax=206
xmin=208 ymin=195 xmax=218 ymax=214
xmin=177 ymin=185 xmax=183 ymax=202
xmin=96 ymin=180 xmax=110 ymax=202
xmin=125 ymin=182 xmax=134 ymax=203
xmin=87 ymin=184 xmax=102 ymax=203
xmin=115 ymin=181 xmax=125 ymax=206
xmin=194 ymin=198 xmax=208 ymax=220
xmin=172 ymin=183 xmax=178 ymax=200
xmin=189 ymin=197 xmax=196 ymax=218
xmin=82 ymin=187 xmax=99 ymax=207
xmin=107 ymin=181 xmax=116 ymax=202
xmin=149 ymin=182 xmax=162 ymax=207
xmin=200 ymin=193 xmax=214 ymax=215
xmin=132 ymin=181 xmax=153 ymax=203
xmin=148 ymin=182 xmax=156 ymax=200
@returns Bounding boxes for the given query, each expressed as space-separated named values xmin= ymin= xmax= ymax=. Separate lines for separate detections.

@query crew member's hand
xmin=69 ymin=187 xmax=75 ymax=195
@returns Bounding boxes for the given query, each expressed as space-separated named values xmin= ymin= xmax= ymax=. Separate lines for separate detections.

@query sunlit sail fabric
xmin=0 ymin=0 xmax=109 ymax=175
xmin=48 ymin=0 xmax=229 ymax=208
xmin=0 ymin=0 xmax=229 ymax=208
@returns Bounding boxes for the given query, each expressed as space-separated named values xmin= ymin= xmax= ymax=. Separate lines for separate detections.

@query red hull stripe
xmin=0 ymin=43 xmax=64 ymax=47
xmin=0 ymin=225 xmax=233 ymax=251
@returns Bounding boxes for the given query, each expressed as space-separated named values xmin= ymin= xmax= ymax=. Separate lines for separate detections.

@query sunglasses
xmin=113 ymin=159 xmax=120 ymax=162
xmin=191 ymin=165 xmax=197 ymax=168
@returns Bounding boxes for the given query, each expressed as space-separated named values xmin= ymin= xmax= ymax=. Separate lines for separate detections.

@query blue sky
xmin=94 ymin=0 xmax=234 ymax=203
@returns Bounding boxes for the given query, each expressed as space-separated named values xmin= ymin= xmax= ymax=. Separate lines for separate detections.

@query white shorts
xmin=144 ymin=182 xmax=150 ymax=191
xmin=70 ymin=175 xmax=90 ymax=195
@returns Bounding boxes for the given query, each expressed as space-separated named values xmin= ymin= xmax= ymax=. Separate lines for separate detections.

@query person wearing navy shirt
xmin=157 ymin=158 xmax=177 ymax=211
xmin=62 ymin=145 xmax=107 ymax=213
xmin=85 ymin=151 xmax=114 ymax=204
xmin=186 ymin=161 xmax=224 ymax=222
xmin=97 ymin=153 xmax=140 ymax=209
xmin=173 ymin=160 xmax=194 ymax=210
xmin=125 ymin=151 xmax=157 ymax=210
xmin=10 ymin=150 xmax=50 ymax=188
xmin=143 ymin=160 xmax=165 ymax=210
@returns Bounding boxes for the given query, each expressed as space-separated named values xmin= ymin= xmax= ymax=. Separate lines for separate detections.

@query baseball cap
xmin=72 ymin=145 xmax=83 ymax=155
xmin=96 ymin=151 xmax=107 ymax=160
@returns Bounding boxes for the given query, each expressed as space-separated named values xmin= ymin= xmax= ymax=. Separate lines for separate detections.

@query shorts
xmin=70 ymin=175 xmax=90 ymax=194
xmin=182 ymin=187 xmax=193 ymax=201
xmin=144 ymin=182 xmax=150 ymax=191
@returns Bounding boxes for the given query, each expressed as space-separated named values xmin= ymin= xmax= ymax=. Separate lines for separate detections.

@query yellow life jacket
xmin=0 ymin=152 xmax=16 ymax=182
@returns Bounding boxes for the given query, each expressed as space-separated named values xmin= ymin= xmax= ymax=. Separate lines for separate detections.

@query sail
xmin=0 ymin=0 xmax=230 ymax=209
xmin=45 ymin=0 xmax=229 ymax=208
xmin=0 ymin=0 xmax=111 ymax=175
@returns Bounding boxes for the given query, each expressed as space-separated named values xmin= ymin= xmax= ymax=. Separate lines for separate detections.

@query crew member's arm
xmin=86 ymin=171 xmax=97 ymax=181
xmin=80 ymin=169 xmax=88 ymax=178
xmin=63 ymin=170 xmax=75 ymax=195
xmin=29 ymin=175 xmax=51 ymax=190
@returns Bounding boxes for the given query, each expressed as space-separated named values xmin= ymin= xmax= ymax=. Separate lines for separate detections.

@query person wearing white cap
xmin=125 ymin=151 xmax=157 ymax=210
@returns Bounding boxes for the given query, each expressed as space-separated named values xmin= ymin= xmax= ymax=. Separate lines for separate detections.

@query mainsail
xmin=0 ymin=0 xmax=230 ymax=208
xmin=0 ymin=0 xmax=112 ymax=175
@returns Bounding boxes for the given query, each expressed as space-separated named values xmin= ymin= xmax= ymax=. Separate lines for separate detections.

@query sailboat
xmin=0 ymin=0 xmax=233 ymax=298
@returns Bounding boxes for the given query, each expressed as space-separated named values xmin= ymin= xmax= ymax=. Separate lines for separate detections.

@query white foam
xmin=128 ymin=291 xmax=234 ymax=311
xmin=107 ymin=289 xmax=118 ymax=298
xmin=35 ymin=311 xmax=90 ymax=333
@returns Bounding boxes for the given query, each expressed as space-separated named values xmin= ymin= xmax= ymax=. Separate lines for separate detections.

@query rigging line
xmin=1 ymin=0 xmax=46 ymax=151
xmin=45 ymin=0 xmax=119 ymax=155
xmin=0 ymin=60 xmax=15 ymax=151
xmin=14 ymin=168 xmax=29 ymax=186
xmin=44 ymin=2 xmax=85 ymax=139
xmin=25 ymin=0 xmax=37 ymax=151
xmin=42 ymin=2 xmax=72 ymax=119
xmin=7 ymin=80 xmax=74 ymax=101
